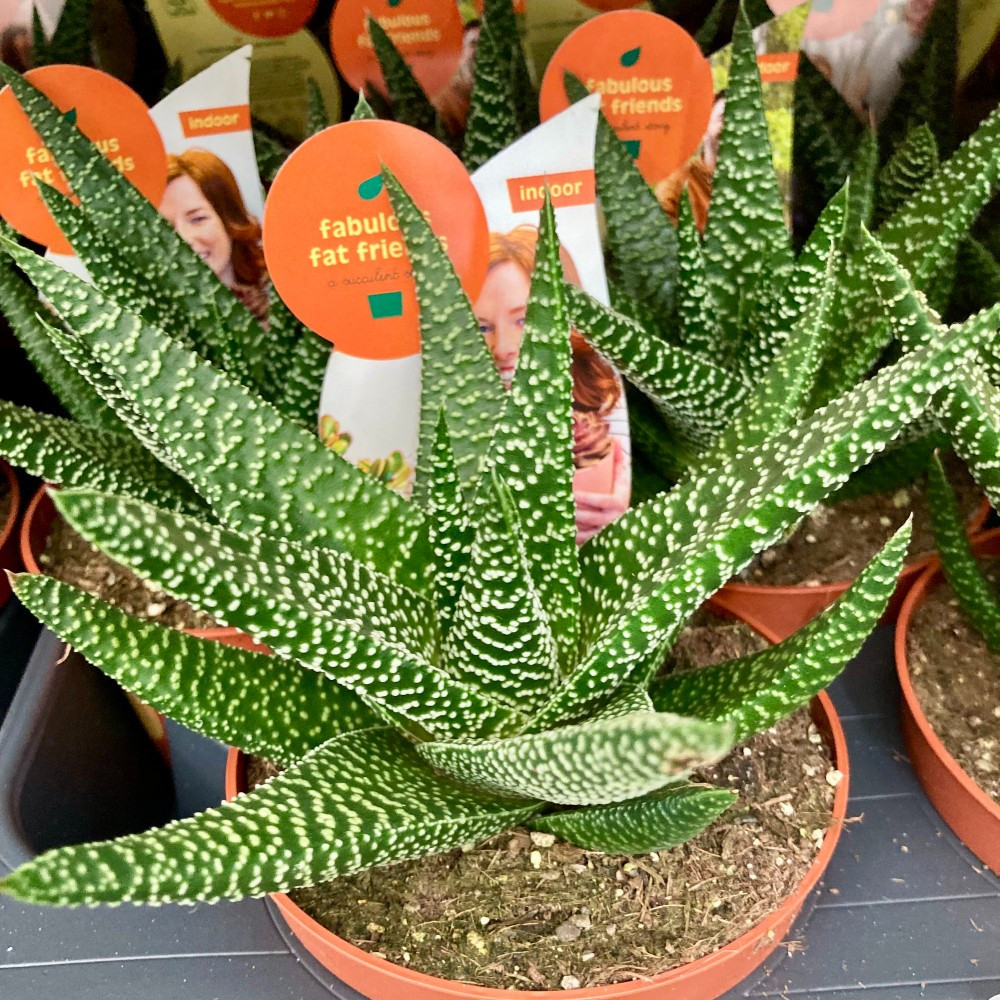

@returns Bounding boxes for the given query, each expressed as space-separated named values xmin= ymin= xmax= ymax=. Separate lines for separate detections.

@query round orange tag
xmin=0 ymin=65 xmax=167 ymax=255
xmin=539 ymin=11 xmax=714 ymax=188
xmin=263 ymin=120 xmax=489 ymax=360
xmin=767 ymin=0 xmax=881 ymax=42
xmin=206 ymin=0 xmax=318 ymax=38
xmin=330 ymin=0 xmax=465 ymax=99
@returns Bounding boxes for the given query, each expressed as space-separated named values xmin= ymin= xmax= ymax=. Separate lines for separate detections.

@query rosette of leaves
xmin=0 ymin=114 xmax=990 ymax=906
xmin=556 ymin=6 xmax=1000 ymax=503
xmin=0 ymin=63 xmax=331 ymax=512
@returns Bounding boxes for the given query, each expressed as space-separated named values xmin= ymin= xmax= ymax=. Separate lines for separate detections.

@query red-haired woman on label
xmin=473 ymin=225 xmax=631 ymax=544
xmin=159 ymin=148 xmax=270 ymax=324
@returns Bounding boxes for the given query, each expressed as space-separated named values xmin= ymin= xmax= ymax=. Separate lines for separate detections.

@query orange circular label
xmin=206 ymin=0 xmax=318 ymax=37
xmin=767 ymin=0 xmax=881 ymax=41
xmin=263 ymin=120 xmax=489 ymax=360
xmin=539 ymin=12 xmax=714 ymax=188
xmin=330 ymin=0 xmax=465 ymax=99
xmin=0 ymin=65 xmax=167 ymax=255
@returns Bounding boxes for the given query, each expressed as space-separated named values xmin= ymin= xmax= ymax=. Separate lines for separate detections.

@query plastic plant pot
xmin=895 ymin=527 xmax=1000 ymax=877
xmin=0 ymin=459 xmax=22 ymax=610
xmin=712 ymin=497 xmax=992 ymax=642
xmin=19 ymin=484 xmax=267 ymax=653
xmin=227 ymin=598 xmax=849 ymax=1000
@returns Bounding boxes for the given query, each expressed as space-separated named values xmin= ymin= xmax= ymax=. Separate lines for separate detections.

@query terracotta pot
xmin=895 ymin=527 xmax=1000 ymax=877
xmin=0 ymin=459 xmax=21 ymax=610
xmin=713 ymin=497 xmax=992 ymax=642
xmin=226 ymin=689 xmax=848 ymax=1000
xmin=20 ymin=485 xmax=267 ymax=653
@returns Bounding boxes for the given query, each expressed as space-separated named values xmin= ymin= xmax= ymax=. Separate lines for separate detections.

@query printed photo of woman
xmin=159 ymin=148 xmax=270 ymax=324
xmin=473 ymin=225 xmax=630 ymax=544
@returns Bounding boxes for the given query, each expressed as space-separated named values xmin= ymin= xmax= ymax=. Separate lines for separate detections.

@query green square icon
xmin=623 ymin=140 xmax=641 ymax=159
xmin=368 ymin=291 xmax=404 ymax=319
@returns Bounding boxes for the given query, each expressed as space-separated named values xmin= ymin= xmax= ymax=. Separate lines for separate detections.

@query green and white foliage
xmin=366 ymin=15 xmax=438 ymax=135
xmin=2 ymin=157 xmax=981 ymax=908
xmin=576 ymin=1 xmax=1000 ymax=499
xmin=0 ymin=48 xmax=987 ymax=910
xmin=926 ymin=450 xmax=1000 ymax=653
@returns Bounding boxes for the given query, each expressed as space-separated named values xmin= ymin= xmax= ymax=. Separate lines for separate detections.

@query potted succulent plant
xmin=0 ymin=50 xmax=994 ymax=989
xmin=896 ymin=450 xmax=1000 ymax=876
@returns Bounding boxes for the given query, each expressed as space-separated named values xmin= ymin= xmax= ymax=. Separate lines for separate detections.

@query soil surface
xmin=40 ymin=512 xmax=218 ymax=630
xmin=907 ymin=567 xmax=1000 ymax=804
xmin=741 ymin=453 xmax=983 ymax=587
xmin=250 ymin=616 xmax=840 ymax=991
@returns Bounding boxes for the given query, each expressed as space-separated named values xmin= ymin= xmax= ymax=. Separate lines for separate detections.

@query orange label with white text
xmin=179 ymin=104 xmax=252 ymax=137
xmin=539 ymin=12 xmax=714 ymax=187
xmin=757 ymin=52 xmax=800 ymax=83
xmin=207 ymin=0 xmax=317 ymax=38
xmin=263 ymin=120 xmax=489 ymax=360
xmin=330 ymin=0 xmax=464 ymax=99
xmin=507 ymin=170 xmax=595 ymax=213
xmin=0 ymin=65 xmax=167 ymax=255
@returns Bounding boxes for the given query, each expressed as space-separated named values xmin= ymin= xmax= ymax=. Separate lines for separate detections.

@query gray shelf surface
xmin=1 ymin=625 xmax=999 ymax=1000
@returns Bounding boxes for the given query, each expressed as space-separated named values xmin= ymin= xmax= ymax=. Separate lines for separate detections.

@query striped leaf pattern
xmin=368 ymin=15 xmax=437 ymax=134
xmin=462 ymin=19 xmax=520 ymax=171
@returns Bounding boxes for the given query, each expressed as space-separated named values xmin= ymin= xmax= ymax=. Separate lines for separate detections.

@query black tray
xmin=0 ymin=626 xmax=998 ymax=999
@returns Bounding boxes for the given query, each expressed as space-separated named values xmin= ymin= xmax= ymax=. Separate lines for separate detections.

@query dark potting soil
xmin=741 ymin=452 xmax=983 ymax=587
xmin=40 ymin=512 xmax=218 ymax=631
xmin=250 ymin=616 xmax=840 ymax=991
xmin=907 ymin=566 xmax=1000 ymax=804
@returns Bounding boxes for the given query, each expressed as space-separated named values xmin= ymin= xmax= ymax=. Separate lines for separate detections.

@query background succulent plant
xmin=0 ymin=82 xmax=989 ymax=904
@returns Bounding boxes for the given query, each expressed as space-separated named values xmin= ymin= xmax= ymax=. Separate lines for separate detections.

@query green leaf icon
xmin=388 ymin=0 xmax=402 ymax=7
xmin=357 ymin=174 xmax=384 ymax=200
xmin=620 ymin=47 xmax=641 ymax=68
xmin=62 ymin=108 xmax=78 ymax=126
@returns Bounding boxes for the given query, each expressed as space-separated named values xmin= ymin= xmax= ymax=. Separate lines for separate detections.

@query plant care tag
xmin=330 ymin=0 xmax=465 ymax=99
xmin=263 ymin=119 xmax=489 ymax=358
xmin=539 ymin=11 xmax=713 ymax=189
xmin=206 ymin=0 xmax=317 ymax=38
xmin=469 ymin=93 xmax=632 ymax=537
xmin=144 ymin=0 xmax=340 ymax=139
xmin=0 ymin=64 xmax=167 ymax=254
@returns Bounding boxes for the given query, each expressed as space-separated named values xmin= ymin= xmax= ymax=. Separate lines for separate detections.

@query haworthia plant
xmin=0 ymin=146 xmax=966 ymax=906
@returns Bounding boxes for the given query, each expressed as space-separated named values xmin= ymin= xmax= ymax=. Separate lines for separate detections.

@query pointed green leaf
xmin=651 ymin=523 xmax=912 ymax=742
xmin=444 ymin=472 xmax=558 ymax=714
xmin=426 ymin=411 xmax=474 ymax=631
xmin=565 ymin=284 xmax=744 ymax=447
xmin=368 ymin=15 xmax=437 ymax=133
xmin=531 ymin=784 xmax=736 ymax=854
xmin=32 ymin=0 xmax=90 ymax=66
xmin=351 ymin=91 xmax=378 ymax=121
xmin=462 ymin=21 xmax=520 ymax=171
xmin=702 ymin=6 xmax=791 ymax=367
xmin=0 ymin=728 xmax=540 ymax=906
xmin=0 ymin=402 xmax=197 ymax=510
xmin=52 ymin=489 xmax=516 ymax=742
xmin=5 ymin=242 xmax=432 ymax=590
xmin=277 ymin=328 xmax=330 ymax=430
xmin=673 ymin=189 xmax=718 ymax=359
xmin=382 ymin=168 xmax=504 ymax=501
xmin=487 ymin=195 xmax=579 ymax=668
xmin=306 ymin=77 xmax=330 ymax=135
xmin=254 ymin=126 xmax=290 ymax=185
xmin=12 ymin=573 xmax=379 ymax=765
xmin=418 ymin=711 xmax=734 ymax=805
xmin=874 ymin=125 xmax=940 ymax=228
xmin=482 ymin=0 xmax=537 ymax=132
xmin=926 ymin=449 xmax=1000 ymax=651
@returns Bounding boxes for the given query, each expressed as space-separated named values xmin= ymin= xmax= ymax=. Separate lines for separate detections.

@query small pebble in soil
xmin=561 ymin=977 xmax=581 ymax=990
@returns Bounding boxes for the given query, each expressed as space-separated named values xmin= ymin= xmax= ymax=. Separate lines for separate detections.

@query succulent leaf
xmin=673 ymin=190 xmax=717 ymax=359
xmin=486 ymin=195 xmax=580 ymax=668
xmin=651 ymin=522 xmax=912 ymax=742
xmin=462 ymin=20 xmax=520 ymax=171
xmin=874 ymin=125 xmax=940 ymax=227
xmin=926 ymin=450 xmax=1000 ymax=652
xmin=306 ymin=77 xmax=330 ymax=135
xmin=702 ymin=6 xmax=791 ymax=370
xmin=0 ymin=728 xmax=540 ymax=907
xmin=481 ymin=0 xmax=537 ymax=133
xmin=12 ymin=573 xmax=379 ymax=765
xmin=418 ymin=710 xmax=734 ymax=805
xmin=443 ymin=471 xmax=559 ymax=714
xmin=367 ymin=15 xmax=437 ymax=133
xmin=530 ymin=784 xmax=736 ymax=854
xmin=382 ymin=168 xmax=504 ymax=500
